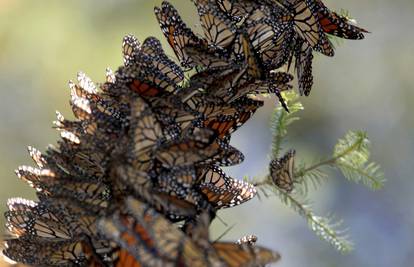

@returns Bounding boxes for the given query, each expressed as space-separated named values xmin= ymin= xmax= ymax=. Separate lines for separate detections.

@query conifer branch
xmin=294 ymin=166 xmax=328 ymax=195
xmin=333 ymin=131 xmax=385 ymax=190
xmin=253 ymin=91 xmax=384 ymax=253
xmin=271 ymin=91 xmax=303 ymax=158
xmin=261 ymin=184 xmax=353 ymax=253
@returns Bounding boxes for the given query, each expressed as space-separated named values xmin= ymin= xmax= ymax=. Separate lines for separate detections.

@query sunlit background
xmin=0 ymin=0 xmax=413 ymax=266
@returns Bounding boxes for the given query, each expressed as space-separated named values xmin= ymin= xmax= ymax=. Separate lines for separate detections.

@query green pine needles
xmin=252 ymin=91 xmax=385 ymax=253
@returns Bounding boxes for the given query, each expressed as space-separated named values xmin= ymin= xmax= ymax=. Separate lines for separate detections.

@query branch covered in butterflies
xmin=2 ymin=0 xmax=374 ymax=266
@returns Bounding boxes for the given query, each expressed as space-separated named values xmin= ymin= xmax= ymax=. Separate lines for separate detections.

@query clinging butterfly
xmin=98 ymin=197 xmax=223 ymax=266
xmin=289 ymin=36 xmax=314 ymax=96
xmin=314 ymin=0 xmax=369 ymax=40
xmin=154 ymin=1 xmax=203 ymax=68
xmin=197 ymin=165 xmax=256 ymax=209
xmin=193 ymin=0 xmax=236 ymax=48
xmin=270 ymin=149 xmax=296 ymax=192
xmin=279 ymin=0 xmax=335 ymax=57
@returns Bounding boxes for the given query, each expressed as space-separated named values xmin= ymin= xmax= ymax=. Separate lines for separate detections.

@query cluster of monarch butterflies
xmin=2 ymin=0 xmax=367 ymax=266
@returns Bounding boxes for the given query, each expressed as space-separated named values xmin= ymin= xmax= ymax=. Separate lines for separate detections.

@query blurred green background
xmin=0 ymin=0 xmax=413 ymax=266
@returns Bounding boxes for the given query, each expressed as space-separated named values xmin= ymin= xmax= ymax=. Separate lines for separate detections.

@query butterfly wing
xmin=315 ymin=0 xmax=369 ymax=40
xmin=193 ymin=0 xmax=236 ymax=48
xmin=270 ymin=149 xmax=296 ymax=192
xmin=213 ymin=242 xmax=280 ymax=267
xmin=155 ymin=1 xmax=203 ymax=68
xmin=122 ymin=34 xmax=141 ymax=66
xmin=98 ymin=197 xmax=221 ymax=266
xmin=197 ymin=166 xmax=256 ymax=208
xmin=294 ymin=38 xmax=314 ymax=96
xmin=286 ymin=0 xmax=335 ymax=56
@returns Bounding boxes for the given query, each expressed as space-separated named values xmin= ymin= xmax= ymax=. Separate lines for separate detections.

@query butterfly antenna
xmin=215 ymin=214 xmax=228 ymax=227
xmin=213 ymin=223 xmax=236 ymax=243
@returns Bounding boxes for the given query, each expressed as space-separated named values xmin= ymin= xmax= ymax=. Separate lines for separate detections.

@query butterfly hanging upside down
xmin=270 ymin=149 xmax=296 ymax=192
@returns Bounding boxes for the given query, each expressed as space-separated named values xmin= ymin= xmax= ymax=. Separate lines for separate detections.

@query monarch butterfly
xmin=200 ymin=96 xmax=263 ymax=138
xmin=5 ymin=198 xmax=71 ymax=239
xmin=16 ymin=161 xmax=108 ymax=203
xmin=245 ymin=18 xmax=291 ymax=70
xmin=155 ymin=6 xmax=235 ymax=71
xmin=67 ymin=74 xmax=126 ymax=135
xmin=240 ymin=31 xmax=290 ymax=111
xmin=125 ymin=63 xmax=178 ymax=98
xmin=279 ymin=0 xmax=335 ymax=56
xmin=183 ymin=212 xmax=280 ymax=267
xmin=314 ymin=0 xmax=369 ymax=40
xmin=182 ymin=43 xmax=231 ymax=70
xmin=69 ymin=92 xmax=93 ymax=122
xmin=27 ymin=146 xmax=47 ymax=169
xmin=130 ymin=97 xmax=196 ymax=170
xmin=231 ymin=96 xmax=264 ymax=124
xmin=270 ymin=149 xmax=296 ymax=192
xmin=127 ymin=96 xmax=164 ymax=170
xmin=119 ymin=37 xmax=185 ymax=99
xmin=14 ymin=166 xmax=54 ymax=192
xmin=10 ymin=201 xmax=117 ymax=263
xmin=114 ymin=164 xmax=198 ymax=221
xmin=70 ymin=73 xmax=128 ymax=124
xmin=216 ymin=0 xmax=260 ymax=22
xmin=122 ymin=34 xmax=141 ymax=66
xmin=4 ymin=198 xmax=110 ymax=266
xmin=46 ymin=180 xmax=111 ymax=209
xmin=214 ymin=140 xmax=245 ymax=166
xmin=152 ymin=102 xmax=199 ymax=140
xmin=203 ymin=113 xmax=242 ymax=138
xmin=155 ymin=166 xmax=197 ymax=198
xmin=213 ymin=0 xmax=294 ymax=70
xmin=244 ymin=7 xmax=286 ymax=51
xmin=68 ymin=73 xmax=99 ymax=121
xmin=154 ymin=1 xmax=204 ymax=68
xmin=193 ymin=0 xmax=236 ymax=48
xmin=3 ymin=238 xmax=92 ymax=266
xmin=184 ymin=94 xmax=238 ymax=121
xmin=225 ymin=71 xmax=293 ymax=104
xmin=155 ymin=129 xmax=245 ymax=169
xmin=188 ymin=63 xmax=248 ymax=102
xmin=287 ymin=36 xmax=314 ymax=96
xmin=49 ymin=141 xmax=107 ymax=179
xmin=191 ymin=1 xmax=290 ymax=69
xmin=183 ymin=96 xmax=243 ymax=136
xmin=154 ymin=128 xmax=218 ymax=167
xmin=98 ymin=197 xmax=224 ymax=266
xmin=136 ymin=37 xmax=184 ymax=84
xmin=197 ymin=165 xmax=256 ymax=208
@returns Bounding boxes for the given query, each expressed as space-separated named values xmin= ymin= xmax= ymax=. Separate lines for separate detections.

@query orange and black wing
xmin=293 ymin=38 xmax=314 ymax=96
xmin=193 ymin=0 xmax=236 ymax=48
xmin=213 ymin=242 xmax=280 ymax=267
xmin=155 ymin=1 xmax=203 ymax=68
xmin=270 ymin=149 xmax=296 ymax=192
xmin=122 ymin=34 xmax=141 ymax=66
xmin=315 ymin=0 xmax=369 ymax=40
xmin=197 ymin=165 xmax=256 ymax=208
xmin=285 ymin=0 xmax=334 ymax=56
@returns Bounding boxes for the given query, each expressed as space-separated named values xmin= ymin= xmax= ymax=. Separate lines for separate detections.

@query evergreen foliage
xmin=254 ymin=91 xmax=385 ymax=253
